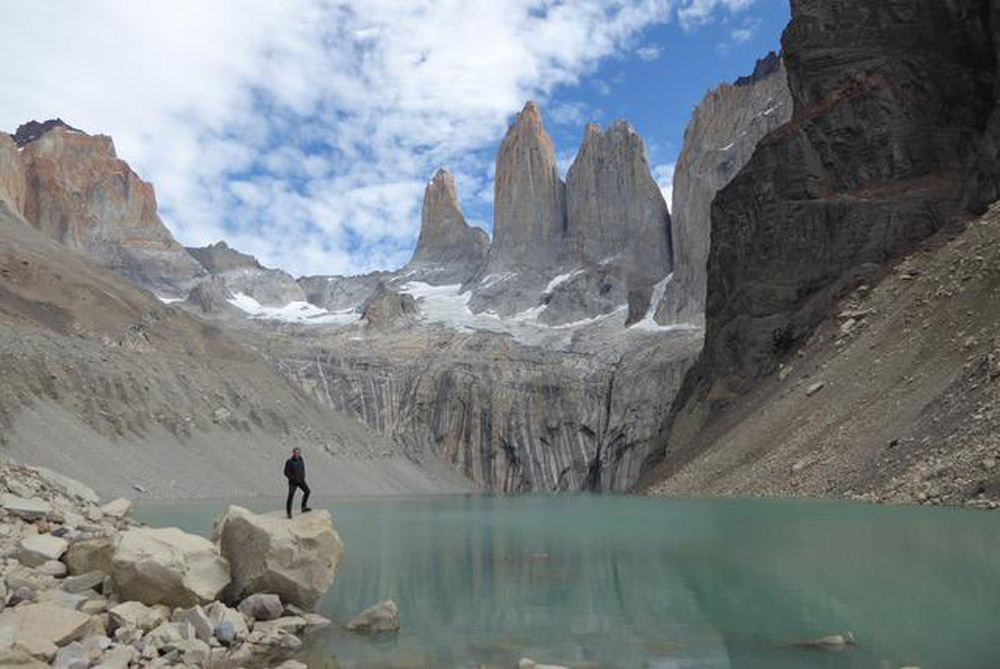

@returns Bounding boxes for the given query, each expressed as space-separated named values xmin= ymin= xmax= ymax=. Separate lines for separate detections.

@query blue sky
xmin=0 ymin=0 xmax=790 ymax=278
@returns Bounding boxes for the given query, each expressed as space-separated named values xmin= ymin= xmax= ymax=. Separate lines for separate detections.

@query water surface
xmin=135 ymin=495 xmax=1000 ymax=668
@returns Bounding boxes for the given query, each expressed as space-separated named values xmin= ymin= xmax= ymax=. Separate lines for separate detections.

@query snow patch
xmin=478 ymin=272 xmax=516 ymax=290
xmin=156 ymin=295 xmax=184 ymax=304
xmin=545 ymin=268 xmax=584 ymax=293
xmin=228 ymin=292 xmax=360 ymax=325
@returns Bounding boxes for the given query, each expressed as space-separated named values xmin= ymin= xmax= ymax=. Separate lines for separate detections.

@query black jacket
xmin=284 ymin=455 xmax=306 ymax=483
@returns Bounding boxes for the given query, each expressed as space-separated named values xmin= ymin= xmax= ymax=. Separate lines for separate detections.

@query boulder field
xmin=0 ymin=460 xmax=354 ymax=667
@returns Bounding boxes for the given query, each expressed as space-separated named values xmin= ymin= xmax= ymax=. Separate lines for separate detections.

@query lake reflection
xmin=136 ymin=495 xmax=1000 ymax=668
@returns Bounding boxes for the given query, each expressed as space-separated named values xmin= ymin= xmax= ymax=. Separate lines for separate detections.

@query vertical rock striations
xmin=484 ymin=101 xmax=567 ymax=274
xmin=0 ymin=134 xmax=26 ymax=216
xmin=656 ymin=53 xmax=792 ymax=326
xmin=16 ymin=121 xmax=205 ymax=296
xmin=566 ymin=121 xmax=673 ymax=324
xmin=647 ymin=0 xmax=999 ymax=479
xmin=404 ymin=168 xmax=488 ymax=284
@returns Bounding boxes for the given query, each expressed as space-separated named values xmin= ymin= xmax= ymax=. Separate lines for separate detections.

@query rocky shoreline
xmin=0 ymin=459 xmax=373 ymax=668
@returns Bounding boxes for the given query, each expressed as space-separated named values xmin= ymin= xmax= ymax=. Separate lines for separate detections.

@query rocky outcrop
xmin=0 ymin=134 xmax=26 ymax=215
xmin=404 ymin=169 xmax=488 ymax=284
xmin=183 ymin=275 xmax=236 ymax=314
xmin=212 ymin=505 xmax=344 ymax=610
xmin=646 ymin=0 xmax=1000 ymax=481
xmin=187 ymin=242 xmax=305 ymax=307
xmin=0 ymin=461 xmax=335 ymax=666
xmin=484 ymin=101 xmax=567 ymax=274
xmin=14 ymin=122 xmax=205 ymax=296
xmin=110 ymin=527 xmax=231 ymax=607
xmin=566 ymin=121 xmax=672 ymax=324
xmin=298 ymin=271 xmax=392 ymax=311
xmin=656 ymin=53 xmax=792 ymax=326
xmin=360 ymin=283 xmax=417 ymax=329
xmin=12 ymin=119 xmax=81 ymax=148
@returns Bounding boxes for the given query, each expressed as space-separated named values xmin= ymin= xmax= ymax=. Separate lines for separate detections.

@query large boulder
xmin=110 ymin=527 xmax=230 ymax=607
xmin=16 ymin=534 xmax=69 ymax=567
xmin=213 ymin=506 xmax=343 ymax=610
xmin=0 ymin=602 xmax=92 ymax=660
xmin=64 ymin=537 xmax=115 ymax=576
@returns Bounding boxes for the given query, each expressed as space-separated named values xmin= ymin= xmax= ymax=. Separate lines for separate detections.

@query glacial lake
xmin=134 ymin=495 xmax=1000 ymax=668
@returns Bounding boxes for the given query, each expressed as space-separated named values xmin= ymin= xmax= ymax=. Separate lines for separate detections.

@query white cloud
xmin=635 ymin=45 xmax=663 ymax=61
xmin=0 ymin=0 xmax=755 ymax=277
xmin=652 ymin=162 xmax=676 ymax=212
xmin=678 ymin=0 xmax=756 ymax=31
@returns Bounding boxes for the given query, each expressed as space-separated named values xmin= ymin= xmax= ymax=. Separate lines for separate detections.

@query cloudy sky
xmin=0 ymin=0 xmax=789 ymax=278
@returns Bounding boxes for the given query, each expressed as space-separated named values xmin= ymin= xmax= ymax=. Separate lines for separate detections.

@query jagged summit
xmin=187 ymin=241 xmax=264 ymax=273
xmin=484 ymin=100 xmax=567 ymax=273
xmin=566 ymin=118 xmax=672 ymax=324
xmin=12 ymin=118 xmax=82 ymax=147
xmin=405 ymin=168 xmax=488 ymax=284
xmin=733 ymin=51 xmax=782 ymax=87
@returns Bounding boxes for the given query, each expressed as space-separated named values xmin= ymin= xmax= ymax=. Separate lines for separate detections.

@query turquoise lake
xmin=134 ymin=495 xmax=1000 ymax=669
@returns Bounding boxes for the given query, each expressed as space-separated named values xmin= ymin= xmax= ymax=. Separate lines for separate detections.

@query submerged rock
xmin=346 ymin=599 xmax=400 ymax=634
xmin=110 ymin=527 xmax=230 ymax=607
xmin=213 ymin=505 xmax=343 ymax=610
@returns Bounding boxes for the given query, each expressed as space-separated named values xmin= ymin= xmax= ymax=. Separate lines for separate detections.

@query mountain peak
xmin=12 ymin=119 xmax=83 ymax=148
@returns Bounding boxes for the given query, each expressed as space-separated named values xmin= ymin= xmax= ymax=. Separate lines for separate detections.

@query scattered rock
xmin=64 ymin=537 xmax=115 ymax=576
xmin=177 ymin=605 xmax=214 ymax=643
xmin=0 ymin=495 xmax=51 ymax=521
xmin=98 ymin=499 xmax=132 ymax=520
xmin=346 ymin=599 xmax=400 ymax=634
xmin=0 ymin=602 xmax=92 ymax=659
xmin=17 ymin=533 xmax=69 ymax=567
xmin=35 ymin=560 xmax=67 ymax=578
xmin=237 ymin=593 xmax=284 ymax=622
xmin=33 ymin=468 xmax=100 ymax=506
xmin=205 ymin=601 xmax=248 ymax=643
xmin=111 ymin=527 xmax=230 ymax=607
xmin=62 ymin=572 xmax=105 ymax=595
xmin=108 ymin=601 xmax=168 ymax=633
xmin=214 ymin=505 xmax=343 ymax=609
xmin=806 ymin=382 xmax=826 ymax=397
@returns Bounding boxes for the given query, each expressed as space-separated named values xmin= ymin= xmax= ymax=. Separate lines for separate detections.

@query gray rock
xmin=482 ymin=101 xmax=566 ymax=276
xmin=179 ymin=604 xmax=214 ymax=643
xmin=187 ymin=241 xmax=305 ymax=307
xmin=62 ymin=571 xmax=105 ymax=595
xmin=35 ymin=559 xmax=67 ymax=577
xmin=656 ymin=52 xmax=791 ymax=327
xmin=361 ymin=282 xmax=417 ymax=329
xmin=17 ymin=533 xmax=69 ymax=566
xmin=0 ymin=494 xmax=51 ymax=521
xmin=98 ymin=498 xmax=132 ymax=519
xmin=565 ymin=120 xmax=672 ymax=324
xmin=34 ymin=467 xmax=100 ymax=505
xmin=346 ymin=599 xmax=400 ymax=634
xmin=236 ymin=593 xmax=284 ymax=622
xmin=51 ymin=641 xmax=88 ymax=669
xmin=404 ymin=168 xmax=489 ymax=284
xmin=213 ymin=620 xmax=237 ymax=645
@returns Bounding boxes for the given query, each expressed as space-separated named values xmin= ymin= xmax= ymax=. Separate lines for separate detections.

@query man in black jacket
xmin=284 ymin=448 xmax=312 ymax=519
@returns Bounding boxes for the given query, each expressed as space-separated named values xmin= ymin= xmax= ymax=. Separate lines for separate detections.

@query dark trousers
xmin=286 ymin=480 xmax=310 ymax=516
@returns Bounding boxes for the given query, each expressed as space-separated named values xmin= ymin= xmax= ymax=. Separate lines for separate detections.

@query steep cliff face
xmin=270 ymin=326 xmax=699 ymax=492
xmin=566 ymin=121 xmax=673 ymax=324
xmin=484 ymin=101 xmax=567 ymax=274
xmin=187 ymin=241 xmax=305 ymax=307
xmin=646 ymin=0 xmax=999 ymax=484
xmin=16 ymin=122 xmax=205 ymax=296
xmin=656 ymin=53 xmax=792 ymax=327
xmin=0 ymin=134 xmax=26 ymax=215
xmin=405 ymin=169 xmax=489 ymax=284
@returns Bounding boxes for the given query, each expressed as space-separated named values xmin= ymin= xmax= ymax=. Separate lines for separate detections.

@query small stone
xmin=981 ymin=457 xmax=996 ymax=471
xmin=179 ymin=605 xmax=214 ymax=642
xmin=36 ymin=559 xmax=68 ymax=577
xmin=51 ymin=642 xmax=88 ymax=669
xmin=237 ymin=593 xmax=284 ymax=621
xmin=108 ymin=601 xmax=168 ymax=632
xmin=213 ymin=620 xmax=237 ymax=645
xmin=62 ymin=571 xmax=105 ymax=595
xmin=806 ymin=382 xmax=826 ymax=397
xmin=131 ymin=484 xmax=146 ymax=493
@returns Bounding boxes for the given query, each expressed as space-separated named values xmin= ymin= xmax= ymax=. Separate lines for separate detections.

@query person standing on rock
xmin=284 ymin=448 xmax=313 ymax=519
